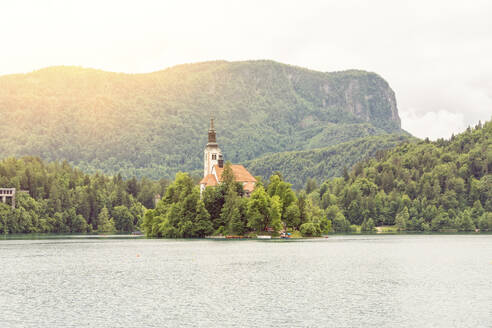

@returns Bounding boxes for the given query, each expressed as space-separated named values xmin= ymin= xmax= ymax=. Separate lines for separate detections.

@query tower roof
xmin=208 ymin=117 xmax=217 ymax=144
xmin=199 ymin=173 xmax=218 ymax=186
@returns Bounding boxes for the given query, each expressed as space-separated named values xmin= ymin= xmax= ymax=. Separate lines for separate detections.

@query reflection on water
xmin=0 ymin=235 xmax=491 ymax=327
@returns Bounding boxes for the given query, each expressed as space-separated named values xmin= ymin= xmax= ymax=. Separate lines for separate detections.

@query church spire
xmin=208 ymin=116 xmax=216 ymax=144
xmin=203 ymin=116 xmax=222 ymax=178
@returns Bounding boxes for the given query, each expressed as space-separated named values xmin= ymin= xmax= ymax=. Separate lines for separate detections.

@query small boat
xmin=257 ymin=235 xmax=271 ymax=239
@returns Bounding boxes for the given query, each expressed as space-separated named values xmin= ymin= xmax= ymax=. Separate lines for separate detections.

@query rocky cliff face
xmin=278 ymin=65 xmax=401 ymax=131
xmin=0 ymin=60 xmax=407 ymax=179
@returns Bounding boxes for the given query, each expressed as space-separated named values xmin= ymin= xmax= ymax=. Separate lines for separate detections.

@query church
xmin=199 ymin=118 xmax=257 ymax=196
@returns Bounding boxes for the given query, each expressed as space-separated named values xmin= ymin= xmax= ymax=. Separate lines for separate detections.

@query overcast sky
xmin=1 ymin=0 xmax=491 ymax=139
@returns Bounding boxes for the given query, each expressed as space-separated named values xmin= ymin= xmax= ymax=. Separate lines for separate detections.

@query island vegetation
xmin=141 ymin=119 xmax=491 ymax=237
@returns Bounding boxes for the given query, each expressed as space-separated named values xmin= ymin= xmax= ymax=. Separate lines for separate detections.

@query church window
xmin=212 ymin=154 xmax=217 ymax=160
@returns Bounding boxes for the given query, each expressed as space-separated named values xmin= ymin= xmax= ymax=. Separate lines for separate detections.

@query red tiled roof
xmin=214 ymin=164 xmax=257 ymax=183
xmin=200 ymin=165 xmax=257 ymax=191
xmin=199 ymin=173 xmax=218 ymax=186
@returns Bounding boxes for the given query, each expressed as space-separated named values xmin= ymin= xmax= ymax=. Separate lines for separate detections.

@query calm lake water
xmin=1 ymin=235 xmax=491 ymax=328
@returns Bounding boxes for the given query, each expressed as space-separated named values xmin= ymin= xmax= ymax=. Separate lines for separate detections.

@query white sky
xmin=1 ymin=0 xmax=491 ymax=139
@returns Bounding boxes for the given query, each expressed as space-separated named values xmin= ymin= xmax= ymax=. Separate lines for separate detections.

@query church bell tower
xmin=204 ymin=117 xmax=222 ymax=177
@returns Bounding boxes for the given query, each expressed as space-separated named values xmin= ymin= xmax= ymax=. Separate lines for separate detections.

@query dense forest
xmin=304 ymin=119 xmax=492 ymax=233
xmin=0 ymin=60 xmax=406 ymax=180
xmin=0 ymin=157 xmax=168 ymax=234
xmin=2 ymin=120 xmax=490 ymax=236
xmin=143 ymin=120 xmax=492 ymax=237
xmin=245 ymin=133 xmax=415 ymax=188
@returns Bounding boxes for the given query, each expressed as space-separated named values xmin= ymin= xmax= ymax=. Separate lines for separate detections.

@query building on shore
xmin=199 ymin=118 xmax=256 ymax=196
xmin=0 ymin=188 xmax=16 ymax=208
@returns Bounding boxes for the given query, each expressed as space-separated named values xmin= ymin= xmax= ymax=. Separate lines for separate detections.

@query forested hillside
xmin=1 ymin=121 xmax=490 ymax=236
xmin=0 ymin=60 xmax=405 ymax=179
xmin=142 ymin=120 xmax=492 ymax=238
xmin=308 ymin=120 xmax=492 ymax=232
xmin=246 ymin=133 xmax=415 ymax=188
xmin=0 ymin=157 xmax=167 ymax=233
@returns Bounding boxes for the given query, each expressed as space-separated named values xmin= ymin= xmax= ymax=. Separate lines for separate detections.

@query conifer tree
xmin=395 ymin=207 xmax=409 ymax=231
xmin=193 ymin=200 xmax=213 ymax=237
xmin=97 ymin=207 xmax=116 ymax=233
xmin=247 ymin=186 xmax=270 ymax=232
xmin=220 ymin=188 xmax=241 ymax=234
xmin=269 ymin=195 xmax=283 ymax=232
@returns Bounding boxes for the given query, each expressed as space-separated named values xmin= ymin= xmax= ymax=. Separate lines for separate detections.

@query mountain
xmin=0 ymin=60 xmax=407 ymax=179
xmin=245 ymin=133 xmax=415 ymax=189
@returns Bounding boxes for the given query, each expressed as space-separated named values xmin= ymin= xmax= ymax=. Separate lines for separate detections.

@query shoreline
xmin=1 ymin=231 xmax=491 ymax=241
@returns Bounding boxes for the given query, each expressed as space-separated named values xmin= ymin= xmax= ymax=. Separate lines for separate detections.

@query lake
xmin=1 ymin=235 xmax=491 ymax=327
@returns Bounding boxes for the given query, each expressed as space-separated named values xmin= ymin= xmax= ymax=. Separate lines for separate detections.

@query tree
xmin=319 ymin=182 xmax=329 ymax=199
xmin=228 ymin=198 xmax=249 ymax=236
xmin=267 ymin=174 xmax=296 ymax=216
xmin=113 ymin=206 xmax=134 ymax=232
xmin=221 ymin=162 xmax=241 ymax=193
xmin=342 ymin=166 xmax=350 ymax=182
xmin=300 ymin=222 xmax=321 ymax=237
xmin=203 ymin=186 xmax=226 ymax=229
xmin=395 ymin=207 xmax=409 ymax=231
xmin=193 ymin=200 xmax=214 ymax=237
xmin=269 ymin=195 xmax=283 ymax=232
xmin=431 ymin=211 xmax=450 ymax=231
xmin=305 ymin=178 xmax=318 ymax=194
xmin=478 ymin=212 xmax=492 ymax=231
xmin=458 ymin=210 xmax=476 ymax=232
xmin=157 ymin=216 xmax=179 ymax=238
xmin=361 ymin=218 xmax=375 ymax=232
xmin=62 ymin=208 xmax=89 ymax=233
xmin=332 ymin=212 xmax=350 ymax=232
xmin=142 ymin=209 xmax=158 ymax=236
xmin=471 ymin=200 xmax=484 ymax=226
xmin=320 ymin=218 xmax=332 ymax=234
xmin=126 ymin=176 xmax=139 ymax=197
xmin=247 ymin=186 xmax=270 ymax=232
xmin=347 ymin=200 xmax=363 ymax=225
xmin=0 ymin=203 xmax=13 ymax=234
xmin=71 ymin=214 xmax=89 ymax=233
xmin=97 ymin=207 xmax=116 ymax=233
xmin=297 ymin=191 xmax=308 ymax=227
xmin=220 ymin=188 xmax=242 ymax=235
xmin=321 ymin=193 xmax=337 ymax=210
xmin=283 ymin=203 xmax=300 ymax=229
